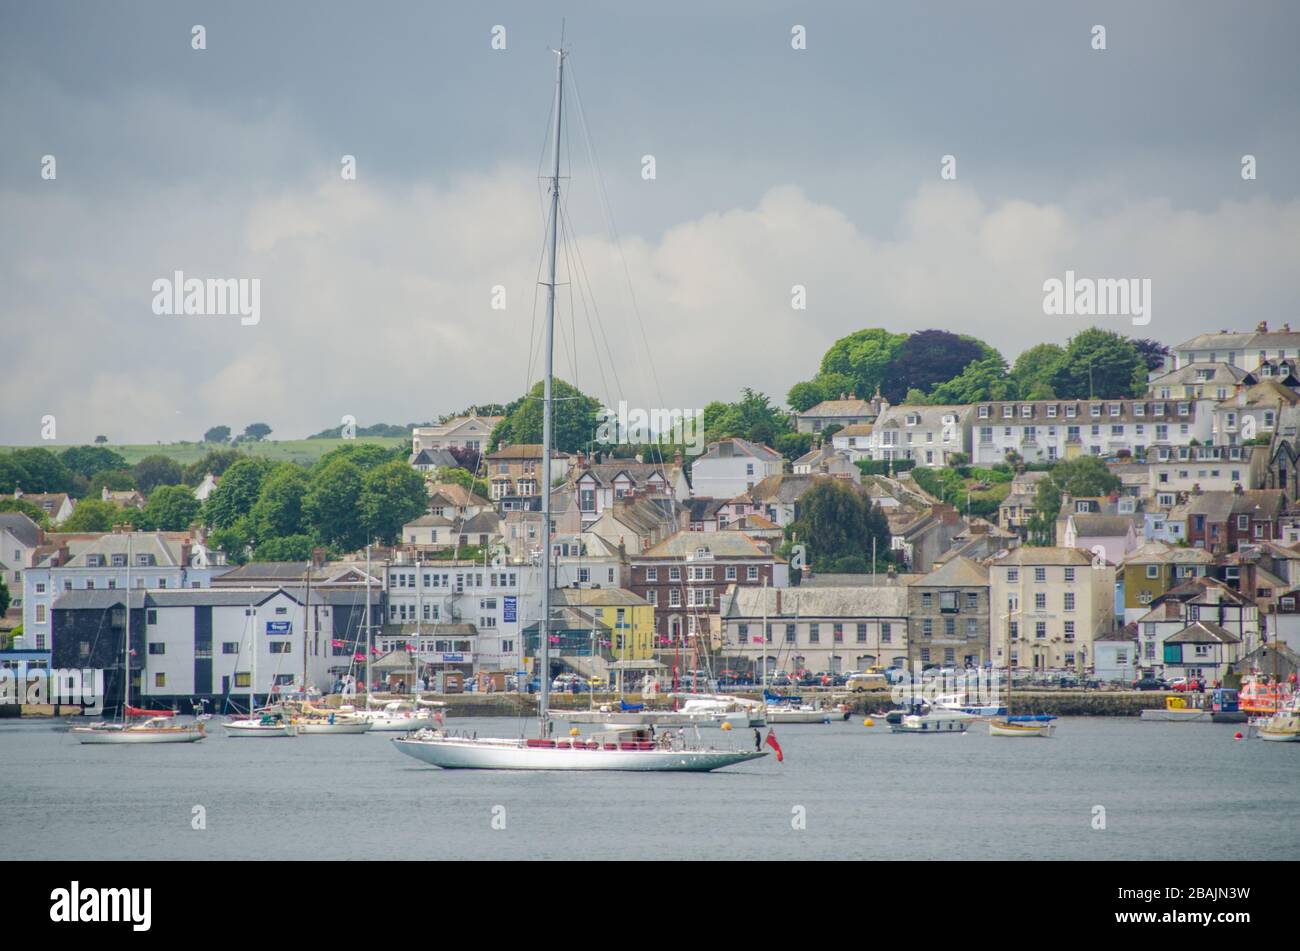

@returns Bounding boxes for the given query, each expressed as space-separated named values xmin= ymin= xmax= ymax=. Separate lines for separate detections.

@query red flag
xmin=765 ymin=728 xmax=784 ymax=763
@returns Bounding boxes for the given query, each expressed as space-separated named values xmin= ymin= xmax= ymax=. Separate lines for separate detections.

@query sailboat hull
xmin=73 ymin=726 xmax=206 ymax=744
xmin=392 ymin=736 xmax=767 ymax=771
xmin=988 ymin=719 xmax=1055 ymax=737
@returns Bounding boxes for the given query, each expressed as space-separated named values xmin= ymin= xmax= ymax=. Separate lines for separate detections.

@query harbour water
xmin=2 ymin=716 xmax=1296 ymax=860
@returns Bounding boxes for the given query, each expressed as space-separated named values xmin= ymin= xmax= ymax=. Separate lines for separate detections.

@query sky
xmin=1 ymin=1 xmax=1298 ymax=444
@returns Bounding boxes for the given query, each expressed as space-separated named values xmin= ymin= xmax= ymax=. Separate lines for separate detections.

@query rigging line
xmin=558 ymin=202 xmax=623 ymax=412
xmin=557 ymin=206 xmax=617 ymax=413
xmin=568 ymin=61 xmax=666 ymax=405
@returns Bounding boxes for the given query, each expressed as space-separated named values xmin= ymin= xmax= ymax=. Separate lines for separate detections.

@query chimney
xmin=775 ymin=589 xmax=782 ymax=615
xmin=1257 ymin=321 xmax=1269 ymax=333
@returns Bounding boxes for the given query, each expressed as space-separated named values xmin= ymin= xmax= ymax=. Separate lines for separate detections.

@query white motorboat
xmin=74 ymin=716 xmax=207 ymax=744
xmin=293 ymin=714 xmax=372 ymax=734
xmin=890 ymin=709 xmax=976 ymax=734
xmin=393 ymin=727 xmax=767 ymax=772
xmin=352 ymin=699 xmax=441 ymax=732
xmin=1256 ymin=705 xmax=1300 ymax=742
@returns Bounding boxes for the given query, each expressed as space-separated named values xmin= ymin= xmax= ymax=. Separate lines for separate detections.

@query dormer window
xmin=1002 ymin=406 xmax=1014 ymax=418
xmin=906 ymin=414 xmax=919 ymax=426
xmin=978 ymin=406 xmax=990 ymax=418
xmin=1046 ymin=405 xmax=1058 ymax=418
xmin=1109 ymin=404 xmax=1121 ymax=416
xmin=1090 ymin=404 xmax=1102 ymax=418
xmin=1020 ymin=405 xmax=1032 ymax=418
xmin=1065 ymin=405 xmax=1077 ymax=418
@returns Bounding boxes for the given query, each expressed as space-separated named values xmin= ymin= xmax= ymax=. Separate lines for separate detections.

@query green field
xmin=1 ymin=437 xmax=408 ymax=467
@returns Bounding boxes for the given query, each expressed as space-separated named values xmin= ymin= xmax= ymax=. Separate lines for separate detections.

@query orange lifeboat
xmin=1239 ymin=676 xmax=1291 ymax=715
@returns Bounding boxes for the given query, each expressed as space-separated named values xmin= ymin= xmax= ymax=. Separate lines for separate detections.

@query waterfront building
xmin=905 ymin=556 xmax=990 ymax=670
xmin=988 ymin=547 xmax=1115 ymax=672
xmin=718 ymin=583 xmax=910 ymax=676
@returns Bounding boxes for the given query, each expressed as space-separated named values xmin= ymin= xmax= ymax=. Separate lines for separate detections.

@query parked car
xmin=1133 ymin=676 xmax=1168 ymax=691
xmin=1169 ymin=677 xmax=1203 ymax=692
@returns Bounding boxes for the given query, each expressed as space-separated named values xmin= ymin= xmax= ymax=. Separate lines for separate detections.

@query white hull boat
xmin=1257 ymin=710 xmax=1300 ymax=742
xmin=765 ymin=706 xmax=833 ymax=724
xmin=392 ymin=732 xmax=767 ymax=771
xmin=222 ymin=718 xmax=296 ymax=738
xmin=890 ymin=710 xmax=975 ymax=734
xmin=294 ymin=718 xmax=372 ymax=734
xmin=74 ymin=717 xmax=206 ymax=745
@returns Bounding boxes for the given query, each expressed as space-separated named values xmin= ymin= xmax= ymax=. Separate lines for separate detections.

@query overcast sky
xmin=2 ymin=1 xmax=1298 ymax=444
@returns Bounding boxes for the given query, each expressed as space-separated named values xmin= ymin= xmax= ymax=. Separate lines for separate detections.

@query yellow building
xmin=552 ymin=587 xmax=656 ymax=661
xmin=1119 ymin=542 xmax=1215 ymax=624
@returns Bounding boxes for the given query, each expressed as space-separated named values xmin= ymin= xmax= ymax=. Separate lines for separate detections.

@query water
xmin=2 ymin=716 xmax=1296 ymax=859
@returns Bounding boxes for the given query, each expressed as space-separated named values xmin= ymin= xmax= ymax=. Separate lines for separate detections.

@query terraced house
xmin=970 ymin=398 xmax=1212 ymax=465
xmin=988 ymin=547 xmax=1115 ymax=672
xmin=719 ymin=584 xmax=910 ymax=676
xmin=1118 ymin=541 xmax=1215 ymax=624
xmin=905 ymin=556 xmax=990 ymax=669
xmin=863 ymin=404 xmax=974 ymax=468
xmin=629 ymin=532 xmax=785 ymax=647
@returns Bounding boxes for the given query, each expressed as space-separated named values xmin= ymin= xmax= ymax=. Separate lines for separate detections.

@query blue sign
xmin=266 ymin=621 xmax=292 ymax=635
xmin=503 ymin=596 xmax=517 ymax=623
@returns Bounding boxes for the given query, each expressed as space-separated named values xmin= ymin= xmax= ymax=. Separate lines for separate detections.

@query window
xmin=1064 ymin=592 xmax=1075 ymax=611
xmin=785 ymin=624 xmax=796 ymax=643
xmin=1064 ymin=621 xmax=1075 ymax=641
xmin=148 ymin=642 xmax=165 ymax=655
xmin=1064 ymin=567 xmax=1075 ymax=583
xmin=857 ymin=623 xmax=868 ymax=643
xmin=154 ymin=673 xmax=166 ymax=688
xmin=1035 ymin=621 xmax=1047 ymax=639
xmin=270 ymin=642 xmax=292 ymax=654
xmin=809 ymin=624 xmax=820 ymax=643
xmin=222 ymin=642 xmax=239 ymax=654
xmin=646 ymin=567 xmax=658 ymax=582
xmin=881 ymin=623 xmax=891 ymax=643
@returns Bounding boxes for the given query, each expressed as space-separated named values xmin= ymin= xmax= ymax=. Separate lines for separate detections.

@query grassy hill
xmin=1 ymin=437 xmax=408 ymax=468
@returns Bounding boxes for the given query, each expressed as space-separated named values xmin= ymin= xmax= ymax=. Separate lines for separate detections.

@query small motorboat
xmin=1256 ymin=706 xmax=1300 ymax=742
xmin=890 ymin=709 xmax=976 ymax=734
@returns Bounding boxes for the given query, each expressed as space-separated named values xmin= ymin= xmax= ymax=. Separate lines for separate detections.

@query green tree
xmin=360 ymin=460 xmax=430 ymax=544
xmin=133 ymin=455 xmax=184 ymax=495
xmin=208 ymin=518 xmax=254 ymax=565
xmin=243 ymin=422 xmax=273 ymax=441
xmin=1049 ymin=455 xmax=1121 ymax=497
xmin=1027 ymin=479 xmax=1062 ymax=546
xmin=250 ymin=465 xmax=309 ymax=540
xmin=96 ymin=468 xmax=136 ymax=491
xmin=493 ymin=379 xmax=602 ymax=454
xmin=181 ymin=448 xmax=244 ymax=485
xmin=817 ymin=328 xmax=907 ymax=399
xmin=1049 ymin=329 xmax=1146 ymax=399
xmin=204 ymin=457 xmax=274 ymax=528
xmin=882 ymin=330 xmax=993 ymax=404
xmin=788 ymin=480 xmax=891 ymax=572
xmin=441 ymin=467 xmax=489 ymax=500
xmin=93 ymin=435 xmax=108 ymax=445
xmin=774 ymin=432 xmax=815 ymax=462
xmin=3 ymin=448 xmax=73 ymax=494
xmin=253 ymin=534 xmax=314 ymax=561
xmin=0 ymin=497 xmax=51 ymax=529
xmin=61 ymin=499 xmax=121 ymax=532
xmin=203 ymin=425 xmax=232 ymax=443
xmin=786 ymin=371 xmax=857 ymax=413
xmin=142 ymin=484 xmax=201 ymax=531
xmin=59 ymin=445 xmax=128 ymax=482
xmin=927 ymin=354 xmax=1018 ymax=404
xmin=702 ymin=389 xmax=791 ymax=447
xmin=303 ymin=457 xmax=366 ymax=550
xmin=313 ymin=442 xmax=397 ymax=473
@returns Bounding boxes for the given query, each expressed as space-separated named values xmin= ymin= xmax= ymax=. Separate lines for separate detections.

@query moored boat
xmin=890 ymin=709 xmax=975 ymax=734
xmin=74 ymin=716 xmax=206 ymax=744
xmin=222 ymin=712 xmax=296 ymax=738
xmin=393 ymin=727 xmax=767 ymax=771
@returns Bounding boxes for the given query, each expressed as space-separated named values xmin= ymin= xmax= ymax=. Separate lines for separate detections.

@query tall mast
xmin=365 ymin=543 xmax=372 ymax=701
xmin=539 ymin=42 xmax=565 ymax=733
xmin=303 ymin=552 xmax=312 ymax=693
xmin=250 ymin=601 xmax=257 ymax=714
xmin=124 ymin=532 xmax=132 ymax=719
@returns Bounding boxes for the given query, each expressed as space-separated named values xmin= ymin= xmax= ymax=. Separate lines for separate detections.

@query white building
xmin=1148 ymin=444 xmax=1265 ymax=505
xmin=970 ymin=398 xmax=1213 ymax=465
xmin=23 ymin=531 xmax=224 ymax=652
xmin=1170 ymin=323 xmax=1300 ymax=374
xmin=863 ymin=405 xmax=974 ymax=468
xmin=690 ymin=439 xmax=783 ymax=499
xmin=987 ymin=547 xmax=1115 ymax=672
xmin=411 ymin=413 xmax=502 ymax=454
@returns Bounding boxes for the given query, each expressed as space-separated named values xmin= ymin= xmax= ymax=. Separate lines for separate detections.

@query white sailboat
xmin=393 ymin=41 xmax=766 ymax=772
xmin=74 ymin=534 xmax=206 ymax=745
xmin=223 ymin=603 xmax=296 ymax=737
